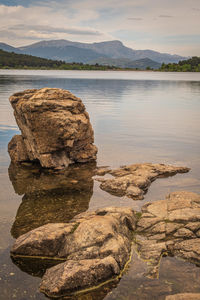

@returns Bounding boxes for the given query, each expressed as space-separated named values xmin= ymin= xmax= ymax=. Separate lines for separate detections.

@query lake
xmin=0 ymin=70 xmax=200 ymax=300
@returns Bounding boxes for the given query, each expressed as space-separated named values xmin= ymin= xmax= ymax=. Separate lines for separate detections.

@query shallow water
xmin=0 ymin=70 xmax=200 ymax=299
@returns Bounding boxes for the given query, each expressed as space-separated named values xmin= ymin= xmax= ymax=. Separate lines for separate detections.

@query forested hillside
xmin=160 ymin=57 xmax=200 ymax=72
xmin=0 ymin=49 xmax=118 ymax=70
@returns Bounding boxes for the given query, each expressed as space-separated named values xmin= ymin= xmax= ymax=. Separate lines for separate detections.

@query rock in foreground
xmin=96 ymin=163 xmax=190 ymax=199
xmin=8 ymin=88 xmax=97 ymax=168
xmin=136 ymin=191 xmax=200 ymax=278
xmin=10 ymin=191 xmax=200 ymax=298
xmin=165 ymin=293 xmax=200 ymax=300
xmin=11 ymin=207 xmax=136 ymax=297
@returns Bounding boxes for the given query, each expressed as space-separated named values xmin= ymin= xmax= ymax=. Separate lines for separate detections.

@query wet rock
xmin=95 ymin=163 xmax=190 ymax=200
xmin=95 ymin=166 xmax=112 ymax=176
xmin=135 ymin=191 xmax=200 ymax=278
xmin=9 ymin=162 xmax=95 ymax=238
xmin=165 ymin=293 xmax=200 ymax=300
xmin=40 ymin=257 xmax=120 ymax=297
xmin=8 ymin=88 xmax=97 ymax=168
xmin=11 ymin=207 xmax=136 ymax=297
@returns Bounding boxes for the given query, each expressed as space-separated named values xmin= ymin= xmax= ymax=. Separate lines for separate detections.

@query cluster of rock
xmin=96 ymin=163 xmax=190 ymax=199
xmin=136 ymin=191 xmax=200 ymax=278
xmin=8 ymin=88 xmax=97 ymax=169
xmin=7 ymin=89 xmax=199 ymax=298
xmin=10 ymin=191 xmax=200 ymax=298
xmin=11 ymin=207 xmax=136 ymax=298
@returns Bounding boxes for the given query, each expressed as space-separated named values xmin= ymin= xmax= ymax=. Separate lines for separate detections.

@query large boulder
xmin=8 ymin=88 xmax=97 ymax=168
xmin=11 ymin=207 xmax=136 ymax=297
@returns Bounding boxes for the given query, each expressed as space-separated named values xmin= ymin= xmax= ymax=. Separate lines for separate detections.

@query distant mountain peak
xmin=0 ymin=39 xmax=187 ymax=64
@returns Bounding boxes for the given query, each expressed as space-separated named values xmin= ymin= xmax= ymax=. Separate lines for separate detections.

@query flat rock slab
xmin=8 ymin=88 xmax=97 ymax=168
xmin=95 ymin=163 xmax=190 ymax=199
xmin=136 ymin=191 xmax=200 ymax=278
xmin=11 ymin=207 xmax=136 ymax=297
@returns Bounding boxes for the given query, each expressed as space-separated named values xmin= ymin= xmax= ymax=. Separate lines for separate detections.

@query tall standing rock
xmin=8 ymin=88 xmax=98 ymax=168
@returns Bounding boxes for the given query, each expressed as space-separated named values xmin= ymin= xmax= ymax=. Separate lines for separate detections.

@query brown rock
xmin=11 ymin=207 xmax=136 ymax=297
xmin=8 ymin=135 xmax=29 ymax=162
xmin=96 ymin=163 xmax=190 ymax=200
xmin=8 ymin=88 xmax=97 ymax=168
xmin=40 ymin=257 xmax=120 ymax=297
xmin=135 ymin=191 xmax=200 ymax=278
xmin=165 ymin=293 xmax=200 ymax=300
xmin=172 ymin=239 xmax=200 ymax=264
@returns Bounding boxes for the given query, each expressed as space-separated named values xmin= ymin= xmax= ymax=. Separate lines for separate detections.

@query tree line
xmin=159 ymin=56 xmax=200 ymax=72
xmin=0 ymin=49 xmax=119 ymax=70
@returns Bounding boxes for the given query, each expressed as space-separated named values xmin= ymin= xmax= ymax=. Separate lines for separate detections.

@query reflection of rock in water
xmin=9 ymin=162 xmax=95 ymax=238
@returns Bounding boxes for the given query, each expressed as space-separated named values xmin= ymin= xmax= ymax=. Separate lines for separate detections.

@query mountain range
xmin=0 ymin=39 xmax=187 ymax=69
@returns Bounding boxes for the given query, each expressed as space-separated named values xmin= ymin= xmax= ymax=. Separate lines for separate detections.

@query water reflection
xmin=9 ymin=162 xmax=96 ymax=238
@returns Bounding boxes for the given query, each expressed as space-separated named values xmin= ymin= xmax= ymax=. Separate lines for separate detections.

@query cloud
xmin=159 ymin=15 xmax=174 ymax=18
xmin=192 ymin=7 xmax=200 ymax=11
xmin=127 ymin=17 xmax=143 ymax=21
xmin=9 ymin=24 xmax=102 ymax=36
xmin=0 ymin=1 xmax=200 ymax=56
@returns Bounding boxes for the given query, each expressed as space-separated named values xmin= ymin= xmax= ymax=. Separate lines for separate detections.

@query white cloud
xmin=0 ymin=0 xmax=199 ymax=55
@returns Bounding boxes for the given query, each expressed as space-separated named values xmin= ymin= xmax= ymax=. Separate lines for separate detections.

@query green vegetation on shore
xmin=1 ymin=49 xmax=199 ymax=72
xmin=159 ymin=56 xmax=200 ymax=72
xmin=0 ymin=49 xmax=119 ymax=70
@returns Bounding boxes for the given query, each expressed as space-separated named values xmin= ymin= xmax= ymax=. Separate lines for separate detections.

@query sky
xmin=0 ymin=0 xmax=200 ymax=56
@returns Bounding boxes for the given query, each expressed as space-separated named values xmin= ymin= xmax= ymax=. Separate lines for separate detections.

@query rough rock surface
xmin=135 ymin=191 xmax=200 ymax=278
xmin=11 ymin=207 xmax=136 ymax=297
xmin=165 ymin=294 xmax=200 ymax=300
xmin=8 ymin=88 xmax=97 ymax=168
xmin=10 ymin=191 xmax=200 ymax=298
xmin=95 ymin=163 xmax=190 ymax=199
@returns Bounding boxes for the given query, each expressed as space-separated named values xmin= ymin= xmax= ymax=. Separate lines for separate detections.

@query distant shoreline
xmin=0 ymin=67 xmax=199 ymax=72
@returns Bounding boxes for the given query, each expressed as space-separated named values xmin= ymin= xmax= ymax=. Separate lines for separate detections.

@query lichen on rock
xmin=8 ymin=88 xmax=98 ymax=168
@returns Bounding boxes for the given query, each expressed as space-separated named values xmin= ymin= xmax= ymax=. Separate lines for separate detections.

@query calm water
xmin=0 ymin=70 xmax=200 ymax=300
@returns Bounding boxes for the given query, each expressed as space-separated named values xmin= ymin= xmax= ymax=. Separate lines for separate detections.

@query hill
xmin=0 ymin=42 xmax=22 ymax=54
xmin=160 ymin=57 xmax=200 ymax=72
xmin=0 ymin=39 xmax=187 ymax=64
xmin=0 ymin=49 xmax=117 ymax=70
xmin=89 ymin=57 xmax=161 ymax=69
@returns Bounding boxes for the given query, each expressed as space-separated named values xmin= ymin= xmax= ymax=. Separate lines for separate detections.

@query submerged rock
xmin=95 ymin=163 xmax=190 ymax=199
xmin=8 ymin=88 xmax=97 ymax=168
xmin=135 ymin=191 xmax=200 ymax=278
xmin=11 ymin=207 xmax=136 ymax=297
